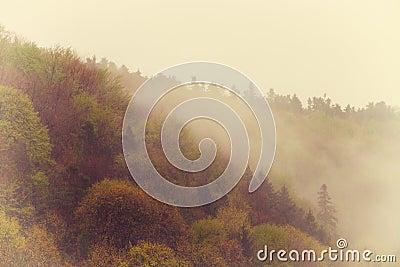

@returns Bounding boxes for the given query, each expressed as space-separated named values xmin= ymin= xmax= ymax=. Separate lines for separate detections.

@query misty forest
xmin=0 ymin=26 xmax=399 ymax=267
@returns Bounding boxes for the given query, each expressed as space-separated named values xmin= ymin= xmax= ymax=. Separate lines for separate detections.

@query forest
xmin=1 ymin=25 xmax=399 ymax=266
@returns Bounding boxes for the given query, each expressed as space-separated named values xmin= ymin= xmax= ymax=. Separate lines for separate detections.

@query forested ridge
xmin=1 ymin=26 xmax=399 ymax=266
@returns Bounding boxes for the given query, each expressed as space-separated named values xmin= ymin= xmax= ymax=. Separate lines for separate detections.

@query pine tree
xmin=302 ymin=209 xmax=318 ymax=237
xmin=249 ymin=178 xmax=278 ymax=225
xmin=276 ymin=185 xmax=301 ymax=225
xmin=243 ymin=82 xmax=254 ymax=100
xmin=240 ymin=223 xmax=253 ymax=261
xmin=290 ymin=94 xmax=303 ymax=113
xmin=317 ymin=184 xmax=337 ymax=235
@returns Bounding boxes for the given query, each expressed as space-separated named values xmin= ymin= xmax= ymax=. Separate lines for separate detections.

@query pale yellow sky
xmin=1 ymin=0 xmax=399 ymax=108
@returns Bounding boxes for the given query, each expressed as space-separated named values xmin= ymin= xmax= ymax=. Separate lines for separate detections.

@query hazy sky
xmin=1 ymin=0 xmax=399 ymax=108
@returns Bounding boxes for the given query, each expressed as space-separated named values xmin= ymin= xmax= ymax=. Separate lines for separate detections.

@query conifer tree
xmin=303 ymin=209 xmax=318 ymax=237
xmin=317 ymin=184 xmax=337 ymax=236
xmin=276 ymin=185 xmax=298 ymax=225
xmin=249 ymin=178 xmax=278 ymax=225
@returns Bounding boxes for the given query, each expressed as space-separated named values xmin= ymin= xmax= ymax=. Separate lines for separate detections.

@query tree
xmin=302 ymin=209 xmax=318 ymax=237
xmin=24 ymin=225 xmax=65 ymax=267
xmin=249 ymin=178 xmax=278 ymax=225
xmin=251 ymin=224 xmax=288 ymax=267
xmin=86 ymin=243 xmax=124 ymax=267
xmin=191 ymin=207 xmax=250 ymax=266
xmin=251 ymin=224 xmax=328 ymax=267
xmin=290 ymin=94 xmax=303 ymax=113
xmin=0 ymin=33 xmax=132 ymax=224
xmin=74 ymin=179 xmax=188 ymax=255
xmin=244 ymin=82 xmax=257 ymax=99
xmin=0 ymin=212 xmax=67 ymax=266
xmin=191 ymin=218 xmax=226 ymax=245
xmin=317 ymin=184 xmax=337 ymax=238
xmin=0 ymin=211 xmax=27 ymax=266
xmin=120 ymin=241 xmax=190 ymax=267
xmin=0 ymin=86 xmax=52 ymax=222
xmin=216 ymin=206 xmax=251 ymax=241
xmin=240 ymin=222 xmax=254 ymax=261
xmin=276 ymin=185 xmax=300 ymax=225
xmin=189 ymin=244 xmax=227 ymax=267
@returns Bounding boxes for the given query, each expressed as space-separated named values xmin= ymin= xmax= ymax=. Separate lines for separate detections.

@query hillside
xmin=1 ymin=26 xmax=399 ymax=266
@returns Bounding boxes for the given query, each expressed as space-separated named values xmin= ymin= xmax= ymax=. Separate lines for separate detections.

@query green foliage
xmin=252 ymin=224 xmax=289 ymax=252
xmin=72 ymin=91 xmax=121 ymax=162
xmin=192 ymin=218 xmax=226 ymax=244
xmin=190 ymin=205 xmax=250 ymax=266
xmin=188 ymin=244 xmax=227 ymax=267
xmin=0 ymin=86 xmax=52 ymax=222
xmin=251 ymin=224 xmax=327 ymax=267
xmin=0 ymin=86 xmax=52 ymax=171
xmin=0 ymin=211 xmax=26 ymax=266
xmin=0 ymin=28 xmax=130 ymax=206
xmin=119 ymin=241 xmax=190 ymax=267
xmin=0 ymin=212 xmax=67 ymax=267
xmin=24 ymin=225 xmax=65 ymax=267
xmin=86 ymin=243 xmax=125 ymax=267
xmin=216 ymin=206 xmax=251 ymax=240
